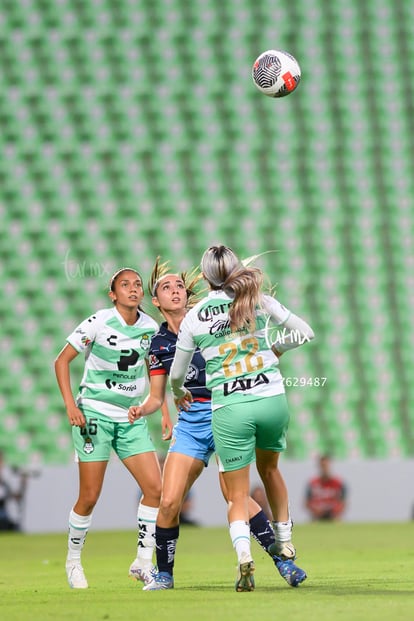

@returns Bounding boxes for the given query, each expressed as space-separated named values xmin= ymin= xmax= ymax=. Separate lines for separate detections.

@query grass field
xmin=1 ymin=522 xmax=413 ymax=621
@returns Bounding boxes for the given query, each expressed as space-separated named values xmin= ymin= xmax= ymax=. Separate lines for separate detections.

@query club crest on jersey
xmin=140 ymin=334 xmax=150 ymax=350
xmin=150 ymin=354 xmax=160 ymax=366
xmin=185 ymin=364 xmax=199 ymax=382
xmin=83 ymin=436 xmax=94 ymax=454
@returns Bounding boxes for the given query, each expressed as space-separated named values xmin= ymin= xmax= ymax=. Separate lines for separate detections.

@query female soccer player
xmin=169 ymin=246 xmax=314 ymax=591
xmin=54 ymin=267 xmax=172 ymax=589
xmin=128 ymin=258 xmax=308 ymax=591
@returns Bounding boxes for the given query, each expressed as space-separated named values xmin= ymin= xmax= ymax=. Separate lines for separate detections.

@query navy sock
xmin=249 ymin=510 xmax=275 ymax=556
xmin=155 ymin=525 xmax=179 ymax=575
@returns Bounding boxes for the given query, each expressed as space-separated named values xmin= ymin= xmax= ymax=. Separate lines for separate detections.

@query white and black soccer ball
xmin=252 ymin=49 xmax=301 ymax=98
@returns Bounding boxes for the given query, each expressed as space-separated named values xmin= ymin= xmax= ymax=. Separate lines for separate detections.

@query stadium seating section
xmin=1 ymin=0 xmax=413 ymax=466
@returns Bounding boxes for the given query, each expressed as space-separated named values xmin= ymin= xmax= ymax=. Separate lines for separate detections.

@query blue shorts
xmin=168 ymin=415 xmax=215 ymax=467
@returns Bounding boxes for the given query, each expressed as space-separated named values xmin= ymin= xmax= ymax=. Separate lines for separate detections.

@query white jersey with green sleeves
xmin=66 ymin=307 xmax=158 ymax=422
xmin=176 ymin=291 xmax=290 ymax=410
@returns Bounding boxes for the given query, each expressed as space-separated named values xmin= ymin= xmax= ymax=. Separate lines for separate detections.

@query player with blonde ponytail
xmin=171 ymin=245 xmax=314 ymax=591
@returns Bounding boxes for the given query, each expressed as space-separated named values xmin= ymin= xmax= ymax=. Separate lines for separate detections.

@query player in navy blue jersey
xmin=128 ymin=258 xmax=307 ymax=591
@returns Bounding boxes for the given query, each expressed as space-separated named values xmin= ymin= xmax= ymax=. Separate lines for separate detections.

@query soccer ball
xmin=252 ymin=50 xmax=301 ymax=98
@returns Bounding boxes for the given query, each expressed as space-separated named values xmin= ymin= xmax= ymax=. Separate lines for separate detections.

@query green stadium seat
xmin=0 ymin=0 xmax=411 ymax=464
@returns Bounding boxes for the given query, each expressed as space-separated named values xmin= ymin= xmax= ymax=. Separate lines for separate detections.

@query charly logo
xmin=107 ymin=334 xmax=118 ymax=346
xmin=225 ymin=455 xmax=242 ymax=463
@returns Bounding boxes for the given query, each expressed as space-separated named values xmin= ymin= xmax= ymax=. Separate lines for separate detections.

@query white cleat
xmin=268 ymin=541 xmax=296 ymax=560
xmin=128 ymin=559 xmax=155 ymax=585
xmin=235 ymin=552 xmax=255 ymax=592
xmin=66 ymin=562 xmax=88 ymax=589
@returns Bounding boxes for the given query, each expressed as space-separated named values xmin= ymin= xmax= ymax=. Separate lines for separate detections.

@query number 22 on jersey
xmin=219 ymin=337 xmax=264 ymax=378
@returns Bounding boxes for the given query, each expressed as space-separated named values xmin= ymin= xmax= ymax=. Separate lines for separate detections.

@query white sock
xmin=272 ymin=519 xmax=293 ymax=544
xmin=136 ymin=503 xmax=158 ymax=565
xmin=229 ymin=520 xmax=251 ymax=562
xmin=67 ymin=509 xmax=92 ymax=563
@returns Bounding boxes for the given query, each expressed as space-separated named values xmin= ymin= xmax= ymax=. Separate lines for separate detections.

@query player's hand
xmin=174 ymin=389 xmax=193 ymax=412
xmin=66 ymin=404 xmax=86 ymax=428
xmin=128 ymin=405 xmax=144 ymax=423
xmin=161 ymin=414 xmax=173 ymax=441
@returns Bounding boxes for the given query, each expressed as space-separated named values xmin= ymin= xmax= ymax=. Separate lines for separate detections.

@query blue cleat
xmin=143 ymin=571 xmax=174 ymax=591
xmin=268 ymin=541 xmax=307 ymax=586
xmin=274 ymin=557 xmax=307 ymax=587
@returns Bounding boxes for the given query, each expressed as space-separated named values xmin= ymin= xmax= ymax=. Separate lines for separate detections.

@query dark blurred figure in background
xmin=305 ymin=454 xmax=347 ymax=521
xmin=0 ymin=451 xmax=28 ymax=531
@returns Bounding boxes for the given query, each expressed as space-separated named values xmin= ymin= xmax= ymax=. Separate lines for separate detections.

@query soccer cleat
xmin=268 ymin=541 xmax=296 ymax=560
xmin=142 ymin=571 xmax=174 ymax=591
xmin=274 ymin=557 xmax=307 ymax=587
xmin=128 ymin=559 xmax=156 ymax=585
xmin=66 ymin=561 xmax=88 ymax=589
xmin=268 ymin=541 xmax=307 ymax=587
xmin=235 ymin=553 xmax=255 ymax=592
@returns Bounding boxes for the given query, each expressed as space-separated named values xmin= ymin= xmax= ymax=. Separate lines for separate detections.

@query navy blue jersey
xmin=149 ymin=321 xmax=210 ymax=405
